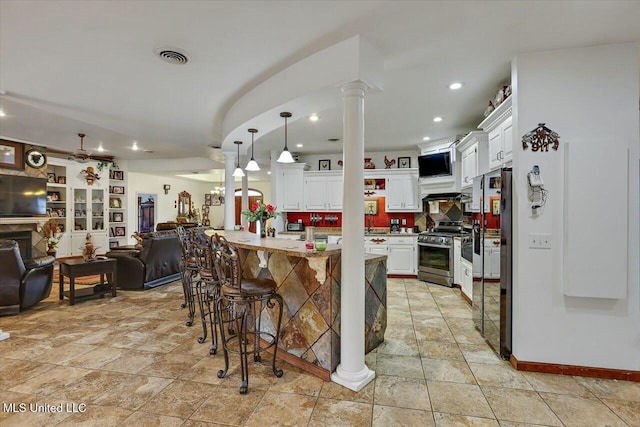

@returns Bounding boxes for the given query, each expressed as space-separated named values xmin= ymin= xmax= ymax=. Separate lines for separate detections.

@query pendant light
xmin=245 ymin=128 xmax=260 ymax=171
xmin=277 ymin=112 xmax=295 ymax=163
xmin=232 ymin=141 xmax=245 ymax=177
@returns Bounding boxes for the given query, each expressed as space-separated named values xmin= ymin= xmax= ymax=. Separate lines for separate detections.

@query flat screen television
xmin=0 ymin=175 xmax=47 ymax=217
xmin=418 ymin=151 xmax=452 ymax=178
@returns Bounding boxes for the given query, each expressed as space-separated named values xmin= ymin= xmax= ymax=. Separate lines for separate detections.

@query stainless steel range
xmin=417 ymin=221 xmax=470 ymax=287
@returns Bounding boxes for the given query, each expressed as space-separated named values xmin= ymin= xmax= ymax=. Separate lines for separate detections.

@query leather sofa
xmin=0 ymin=240 xmax=55 ymax=316
xmin=106 ymin=230 xmax=182 ymax=290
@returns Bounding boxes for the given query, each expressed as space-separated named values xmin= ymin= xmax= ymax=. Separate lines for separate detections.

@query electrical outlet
xmin=539 ymin=233 xmax=552 ymax=249
xmin=528 ymin=234 xmax=539 ymax=248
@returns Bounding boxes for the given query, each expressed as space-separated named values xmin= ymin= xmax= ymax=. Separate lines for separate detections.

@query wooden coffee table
xmin=58 ymin=258 xmax=117 ymax=305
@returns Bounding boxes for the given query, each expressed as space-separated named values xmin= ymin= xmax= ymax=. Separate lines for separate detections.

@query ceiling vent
xmin=154 ymin=47 xmax=189 ymax=65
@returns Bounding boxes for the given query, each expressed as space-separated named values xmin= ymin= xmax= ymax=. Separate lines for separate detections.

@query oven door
xmin=417 ymin=242 xmax=454 ymax=286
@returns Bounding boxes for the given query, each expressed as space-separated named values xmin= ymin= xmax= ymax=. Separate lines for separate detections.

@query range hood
xmin=422 ymin=192 xmax=462 ymax=202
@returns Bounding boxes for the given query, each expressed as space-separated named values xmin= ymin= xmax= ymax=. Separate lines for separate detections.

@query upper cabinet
xmin=278 ymin=164 xmax=306 ymax=212
xmin=457 ymin=131 xmax=488 ymax=188
xmin=303 ymin=172 xmax=343 ymax=211
xmin=384 ymin=170 xmax=419 ymax=212
xmin=478 ymin=96 xmax=512 ymax=171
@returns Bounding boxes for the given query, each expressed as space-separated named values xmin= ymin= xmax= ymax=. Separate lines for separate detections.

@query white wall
xmin=512 ymin=43 xmax=640 ymax=370
xmin=126 ymin=172 xmax=218 ymax=240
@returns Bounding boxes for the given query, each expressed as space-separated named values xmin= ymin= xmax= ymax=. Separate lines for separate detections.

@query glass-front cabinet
xmin=71 ymin=186 xmax=107 ymax=255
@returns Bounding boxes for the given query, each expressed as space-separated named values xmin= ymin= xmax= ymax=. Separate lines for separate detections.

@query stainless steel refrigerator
xmin=472 ymin=167 xmax=512 ymax=359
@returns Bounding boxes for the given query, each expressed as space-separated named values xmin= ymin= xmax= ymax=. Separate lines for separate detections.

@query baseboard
xmin=510 ymin=354 xmax=640 ymax=382
xmin=259 ymin=338 xmax=330 ymax=381
xmin=387 ymin=274 xmax=417 ymax=278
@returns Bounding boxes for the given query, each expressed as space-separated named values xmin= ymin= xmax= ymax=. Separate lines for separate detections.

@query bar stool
xmin=176 ymin=225 xmax=198 ymax=326
xmin=213 ymin=234 xmax=283 ymax=394
xmin=190 ymin=233 xmax=222 ymax=355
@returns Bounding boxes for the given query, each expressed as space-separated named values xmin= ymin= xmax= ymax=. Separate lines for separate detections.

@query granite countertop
xmin=206 ymin=230 xmax=342 ymax=257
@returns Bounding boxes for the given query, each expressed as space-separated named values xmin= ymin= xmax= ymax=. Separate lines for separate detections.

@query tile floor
xmin=1 ymin=277 xmax=638 ymax=426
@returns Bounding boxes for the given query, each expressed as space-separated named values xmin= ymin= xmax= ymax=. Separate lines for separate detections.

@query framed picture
xmin=398 ymin=157 xmax=411 ymax=168
xmin=364 ymin=199 xmax=378 ymax=215
xmin=489 ymin=176 xmax=501 ymax=189
xmin=109 ymin=241 xmax=120 ymax=249
xmin=364 ymin=179 xmax=375 ymax=190
xmin=56 ymin=208 xmax=65 ymax=217
xmin=112 ymin=186 xmax=125 ymax=194
xmin=57 ymin=175 xmax=66 ymax=184
xmin=112 ymin=212 xmax=123 ymax=222
xmin=109 ymin=198 xmax=122 ymax=208
xmin=491 ymin=197 xmax=501 ymax=216
xmin=47 ymin=172 xmax=56 ymax=183
xmin=115 ymin=226 xmax=126 ymax=237
xmin=202 ymin=206 xmax=210 ymax=214
xmin=48 ymin=191 xmax=61 ymax=201
xmin=211 ymin=194 xmax=221 ymax=206
xmin=0 ymin=140 xmax=24 ymax=170
xmin=204 ymin=193 xmax=212 ymax=206
xmin=319 ymin=159 xmax=331 ymax=171
xmin=112 ymin=170 xmax=124 ymax=180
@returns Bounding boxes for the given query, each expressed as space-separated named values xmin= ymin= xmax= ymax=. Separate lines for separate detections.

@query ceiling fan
xmin=47 ymin=133 xmax=114 ymax=163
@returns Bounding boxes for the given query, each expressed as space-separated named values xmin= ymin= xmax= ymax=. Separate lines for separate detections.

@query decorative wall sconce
xmin=80 ymin=166 xmax=100 ymax=185
xmin=163 ymin=184 xmax=171 ymax=194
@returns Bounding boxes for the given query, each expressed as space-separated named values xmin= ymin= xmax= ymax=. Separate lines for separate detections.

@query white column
xmin=331 ymin=80 xmax=375 ymax=391
xmin=241 ymin=173 xmax=249 ymax=229
xmin=223 ymin=152 xmax=236 ymax=230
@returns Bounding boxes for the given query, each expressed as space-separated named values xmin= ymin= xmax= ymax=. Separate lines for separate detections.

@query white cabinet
xmin=460 ymin=258 xmax=473 ymax=301
xmin=457 ymin=131 xmax=487 ymax=188
xmin=479 ymin=96 xmax=512 ymax=171
xmin=303 ymin=172 xmax=343 ymax=211
xmin=453 ymin=238 xmax=462 ymax=285
xmin=71 ymin=186 xmax=108 ymax=256
xmin=385 ymin=172 xmax=419 ymax=212
xmin=387 ymin=235 xmax=417 ymax=275
xmin=461 ymin=145 xmax=477 ymax=188
xmin=279 ymin=164 xmax=306 ymax=211
xmin=365 ymin=236 xmax=389 ymax=259
xmin=483 ymin=238 xmax=501 ymax=279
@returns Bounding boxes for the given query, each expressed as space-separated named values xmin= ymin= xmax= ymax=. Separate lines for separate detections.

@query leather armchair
xmin=0 ymin=240 xmax=55 ymax=316
xmin=106 ymin=230 xmax=182 ymax=290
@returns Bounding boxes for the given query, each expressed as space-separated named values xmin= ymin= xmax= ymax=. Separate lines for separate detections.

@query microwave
xmin=286 ymin=222 xmax=305 ymax=232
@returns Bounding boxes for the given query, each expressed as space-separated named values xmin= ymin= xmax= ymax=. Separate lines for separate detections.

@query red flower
xmin=251 ymin=201 xmax=260 ymax=212
xmin=266 ymin=204 xmax=274 ymax=214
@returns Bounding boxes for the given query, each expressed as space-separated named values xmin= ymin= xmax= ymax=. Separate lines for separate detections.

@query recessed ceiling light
xmin=267 ymin=171 xmax=271 ymax=175
xmin=449 ymin=82 xmax=464 ymax=90
xmin=0 ymin=110 xmax=6 ymax=117
xmin=97 ymin=145 xmax=104 ymax=152
xmin=422 ymin=136 xmax=431 ymax=141
xmin=132 ymin=141 xmax=139 ymax=150
xmin=309 ymin=114 xmax=319 ymax=122
xmin=296 ymin=144 xmax=303 ymax=148
xmin=433 ymin=117 xmax=443 ymax=123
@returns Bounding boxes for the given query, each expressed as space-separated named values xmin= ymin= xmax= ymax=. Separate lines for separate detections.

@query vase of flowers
xmin=41 ymin=218 xmax=61 ymax=257
xmin=242 ymin=201 xmax=280 ymax=238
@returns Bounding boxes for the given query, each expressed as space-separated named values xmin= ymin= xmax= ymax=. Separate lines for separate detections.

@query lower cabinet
xmin=387 ymin=235 xmax=417 ymax=275
xmin=460 ymin=258 xmax=473 ymax=301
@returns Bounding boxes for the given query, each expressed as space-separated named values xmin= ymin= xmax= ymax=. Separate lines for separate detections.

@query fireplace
xmin=0 ymin=231 xmax=33 ymax=259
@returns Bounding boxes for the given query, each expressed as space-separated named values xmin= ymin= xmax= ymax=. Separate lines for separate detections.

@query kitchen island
xmin=206 ymin=230 xmax=387 ymax=380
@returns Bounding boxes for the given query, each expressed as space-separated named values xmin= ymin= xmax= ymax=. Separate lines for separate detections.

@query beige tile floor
xmin=1 ymin=277 xmax=639 ymax=426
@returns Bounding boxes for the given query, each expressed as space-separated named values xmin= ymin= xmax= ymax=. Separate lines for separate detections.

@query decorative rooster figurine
xmin=384 ymin=156 xmax=396 ymax=169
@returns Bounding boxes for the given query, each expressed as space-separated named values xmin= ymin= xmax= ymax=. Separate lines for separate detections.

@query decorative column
xmin=241 ymin=173 xmax=249 ymax=229
xmin=223 ymin=152 xmax=236 ymax=230
xmin=331 ymin=80 xmax=375 ymax=391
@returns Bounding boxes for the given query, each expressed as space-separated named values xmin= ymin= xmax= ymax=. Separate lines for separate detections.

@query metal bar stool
xmin=176 ymin=225 xmax=198 ymax=326
xmin=213 ymin=234 xmax=283 ymax=394
xmin=190 ymin=233 xmax=222 ymax=355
